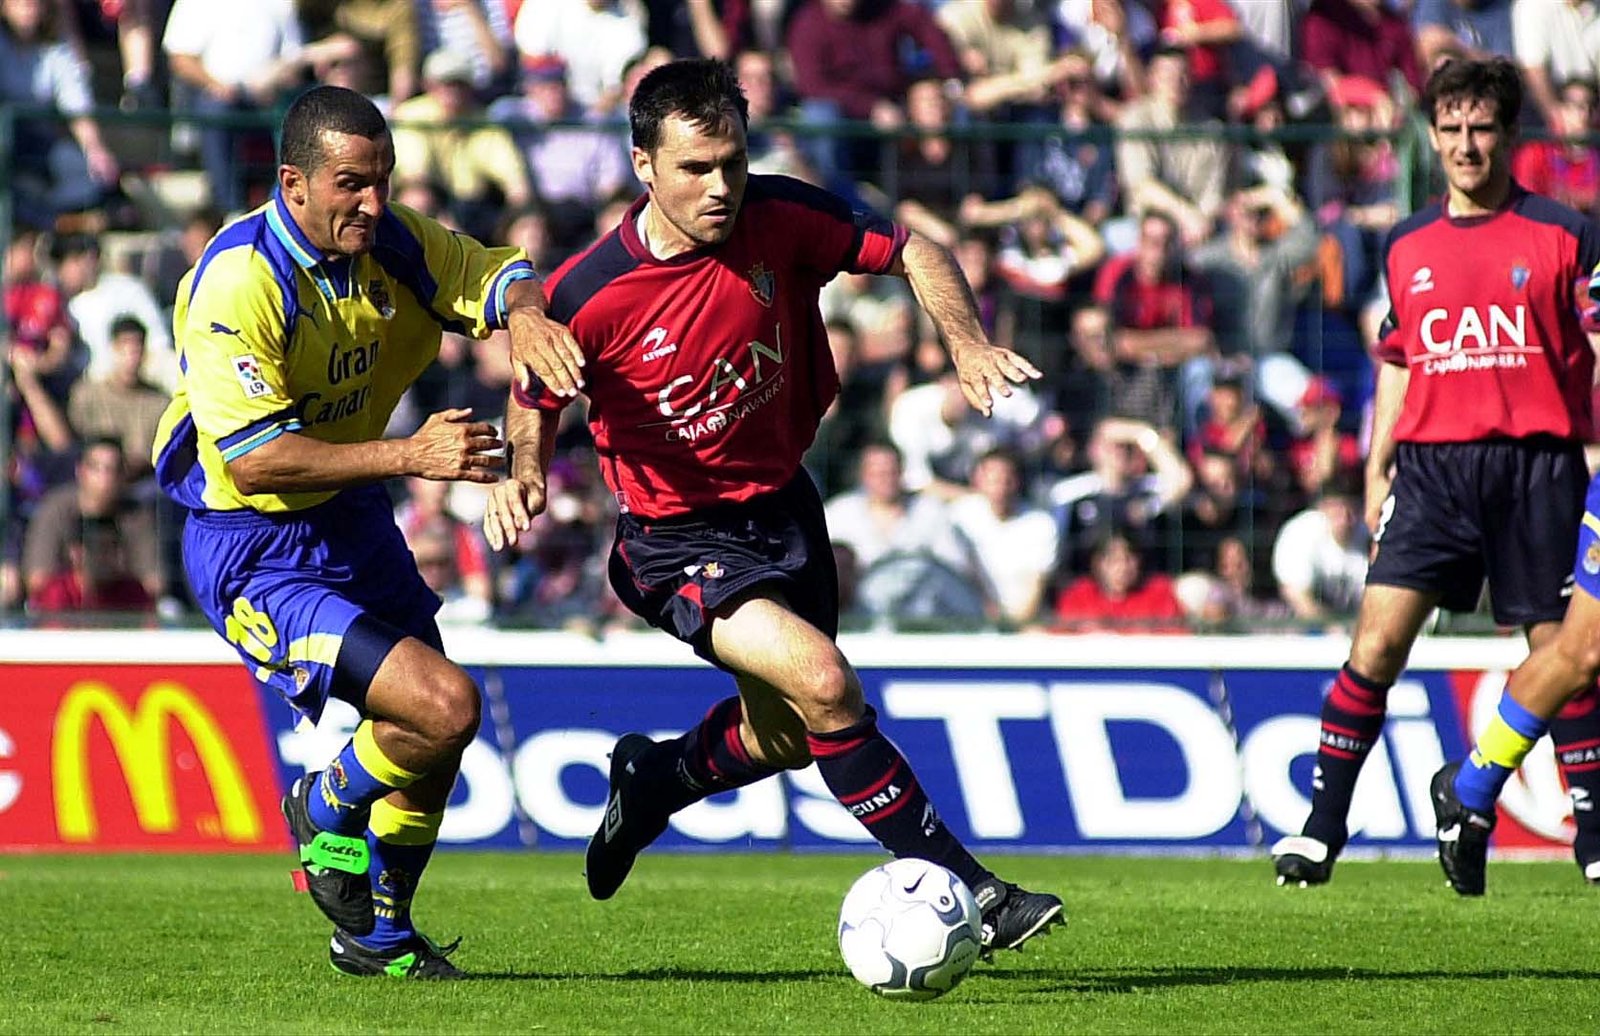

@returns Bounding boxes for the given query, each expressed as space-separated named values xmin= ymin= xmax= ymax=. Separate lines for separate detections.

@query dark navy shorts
xmin=183 ymin=485 xmax=443 ymax=722
xmin=608 ymin=470 xmax=839 ymax=667
xmin=1367 ymin=438 xmax=1586 ymax=626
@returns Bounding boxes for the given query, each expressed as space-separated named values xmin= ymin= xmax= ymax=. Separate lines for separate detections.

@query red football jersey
xmin=1376 ymin=185 xmax=1600 ymax=443
xmin=516 ymin=175 xmax=908 ymax=518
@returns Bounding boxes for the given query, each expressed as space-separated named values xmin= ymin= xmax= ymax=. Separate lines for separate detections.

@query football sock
xmin=807 ymin=705 xmax=992 ymax=891
xmin=1548 ymin=684 xmax=1600 ymax=859
xmin=1303 ymin=664 xmax=1391 ymax=850
xmin=306 ymin=722 xmax=423 ymax=836
xmin=358 ymin=799 xmax=441 ymax=951
xmin=1455 ymin=692 xmax=1548 ymax=814
xmin=654 ymin=696 xmax=781 ymax=814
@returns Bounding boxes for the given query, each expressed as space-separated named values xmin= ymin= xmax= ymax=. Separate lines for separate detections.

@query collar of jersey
xmin=267 ymin=190 xmax=329 ymax=270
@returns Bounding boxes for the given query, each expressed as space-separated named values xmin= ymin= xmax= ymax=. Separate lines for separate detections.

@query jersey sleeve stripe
xmin=487 ymin=260 xmax=537 ymax=329
xmin=215 ymin=405 xmax=303 ymax=453
xmin=218 ymin=421 xmax=298 ymax=463
xmin=547 ymin=233 xmax=638 ymax=325
xmin=265 ymin=193 xmax=321 ymax=269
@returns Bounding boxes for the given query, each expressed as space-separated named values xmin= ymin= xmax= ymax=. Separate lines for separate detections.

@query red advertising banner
xmin=0 ymin=665 xmax=287 ymax=851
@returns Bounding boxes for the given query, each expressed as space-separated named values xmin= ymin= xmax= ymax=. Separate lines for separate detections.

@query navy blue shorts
xmin=183 ymin=485 xmax=443 ymax=722
xmin=1367 ymin=438 xmax=1586 ymax=626
xmin=608 ymin=471 xmax=839 ymax=667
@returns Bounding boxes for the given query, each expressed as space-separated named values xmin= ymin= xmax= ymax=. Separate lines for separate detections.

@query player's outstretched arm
xmin=483 ymin=398 xmax=560 ymax=552
xmin=504 ymin=279 xmax=587 ymax=399
xmin=890 ymin=232 xmax=1042 ymax=417
xmin=1364 ymin=361 xmax=1410 ymax=537
xmin=228 ymin=408 xmax=503 ymax=496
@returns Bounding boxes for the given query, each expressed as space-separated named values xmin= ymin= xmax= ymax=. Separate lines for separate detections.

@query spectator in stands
xmin=1227 ymin=0 xmax=1298 ymax=84
xmin=1230 ymin=65 xmax=1295 ymax=195
xmin=1018 ymin=48 xmax=1117 ymax=225
xmin=392 ymin=48 xmax=533 ymax=239
xmin=23 ymin=437 xmax=163 ymax=607
xmin=735 ymin=48 xmax=815 ymax=182
xmin=1188 ymin=178 xmax=1319 ymax=422
xmin=809 ymin=318 xmax=893 ymax=497
xmin=69 ymin=0 xmax=161 ymax=112
xmin=786 ymin=0 xmax=963 ymax=184
xmin=499 ymin=206 xmax=560 ymax=273
xmin=28 ymin=516 xmax=156 ymax=614
xmin=1186 ymin=365 xmax=1273 ymax=483
xmin=513 ymin=0 xmax=647 ymax=116
xmin=1057 ymin=303 xmax=1148 ymax=430
xmin=892 ymin=77 xmax=1000 ymax=248
xmin=489 ymin=54 xmax=631 ymax=249
xmin=1050 ymin=415 xmax=1193 ymax=575
xmin=496 ymin=457 xmax=615 ymax=630
xmin=163 ymin=0 xmax=343 ymax=213
xmin=1053 ymin=0 xmax=1152 ymax=101
xmin=1115 ymin=45 xmax=1233 ymax=247
xmin=1154 ymin=0 xmax=1241 ymax=117
xmin=299 ymin=0 xmax=421 ymax=104
xmin=1412 ymin=0 xmax=1515 ymax=71
xmin=4 ymin=229 xmax=74 ymax=383
xmin=1271 ymin=483 xmax=1368 ymax=627
xmin=1054 ymin=529 xmax=1186 ymax=633
xmin=151 ymin=208 xmax=224 ymax=309
xmin=416 ymin=0 xmax=515 ymax=96
xmin=1301 ymin=0 xmax=1423 ymax=98
xmin=1513 ymin=0 xmax=1600 ymax=130
xmin=824 ymin=440 xmax=974 ymax=574
xmin=1099 ymin=211 xmax=1218 ymax=430
xmin=937 ymin=0 xmax=1059 ymax=117
xmin=951 ymin=233 xmax=1007 ymax=344
xmin=0 ymin=0 xmax=118 ymax=224
xmin=1303 ymin=76 xmax=1401 ymax=312
xmin=1179 ymin=532 xmax=1291 ymax=631
xmin=950 ymin=447 xmax=1058 ymax=628
xmin=1178 ymin=446 xmax=1250 ymax=572
xmin=820 ymin=270 xmax=915 ymax=369
xmin=66 ymin=315 xmax=168 ymax=482
xmin=1513 ymin=77 xmax=1600 ymax=216
xmin=8 ymin=337 xmax=74 ymax=482
xmin=55 ymin=233 xmax=176 ymax=393
xmin=397 ymin=476 xmax=494 ymax=624
xmin=889 ymin=344 xmax=1052 ymax=497
xmin=1286 ymin=375 xmax=1361 ymax=501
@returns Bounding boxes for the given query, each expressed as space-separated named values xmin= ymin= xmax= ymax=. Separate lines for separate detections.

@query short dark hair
xmin=50 ymin=233 xmax=99 ymax=263
xmin=280 ymin=86 xmax=390 ymax=173
xmin=629 ymin=58 xmax=749 ymax=153
xmin=109 ymin=315 xmax=147 ymax=341
xmin=1422 ymin=57 xmax=1522 ymax=129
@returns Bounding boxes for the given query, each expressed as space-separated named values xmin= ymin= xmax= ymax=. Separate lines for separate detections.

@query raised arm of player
xmin=1365 ymin=360 xmax=1410 ymax=537
xmin=504 ymin=278 xmax=587 ymax=399
xmin=229 ymin=408 xmax=504 ymax=496
xmin=889 ymin=231 xmax=1042 ymax=417
xmin=483 ymin=396 xmax=561 ymax=552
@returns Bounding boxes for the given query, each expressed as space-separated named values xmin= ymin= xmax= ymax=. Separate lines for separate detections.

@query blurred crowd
xmin=5 ymin=0 xmax=1595 ymax=633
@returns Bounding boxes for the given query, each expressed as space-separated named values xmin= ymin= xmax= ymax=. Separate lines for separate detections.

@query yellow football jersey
xmin=153 ymin=195 xmax=534 ymax=513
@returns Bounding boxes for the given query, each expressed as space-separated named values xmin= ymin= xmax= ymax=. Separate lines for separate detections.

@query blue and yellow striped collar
xmin=266 ymin=189 xmax=326 ymax=270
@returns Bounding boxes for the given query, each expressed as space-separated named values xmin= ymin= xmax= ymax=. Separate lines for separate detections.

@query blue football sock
xmin=357 ymin=800 xmax=442 ymax=951
xmin=1455 ymin=694 xmax=1548 ymax=814
xmin=306 ymin=722 xmax=422 ymax=835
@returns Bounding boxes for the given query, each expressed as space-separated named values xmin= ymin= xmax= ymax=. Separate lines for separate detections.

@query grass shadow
xmin=464 ymin=967 xmax=837 ymax=983
xmin=973 ymin=965 xmax=1597 ymax=995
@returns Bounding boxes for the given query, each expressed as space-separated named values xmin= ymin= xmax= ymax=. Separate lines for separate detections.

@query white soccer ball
xmin=837 ymin=858 xmax=983 ymax=1001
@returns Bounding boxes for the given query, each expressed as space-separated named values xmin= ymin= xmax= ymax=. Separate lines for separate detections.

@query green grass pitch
xmin=1 ymin=853 xmax=1595 ymax=1034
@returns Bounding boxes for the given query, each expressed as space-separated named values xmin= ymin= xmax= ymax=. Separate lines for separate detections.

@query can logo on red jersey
xmin=747 ymin=262 xmax=775 ymax=307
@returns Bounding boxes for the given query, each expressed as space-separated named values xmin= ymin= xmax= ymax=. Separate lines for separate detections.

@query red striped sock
xmin=1303 ymin=663 xmax=1391 ymax=850
xmin=807 ymin=705 xmax=990 ymax=890
xmin=1552 ymin=683 xmax=1600 ymax=859
xmin=655 ymin=697 xmax=780 ymax=813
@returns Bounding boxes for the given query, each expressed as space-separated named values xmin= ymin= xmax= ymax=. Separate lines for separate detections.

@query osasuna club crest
xmin=1510 ymin=262 xmax=1530 ymax=291
xmin=747 ymin=262 xmax=775 ymax=307
xmin=367 ymin=278 xmax=395 ymax=319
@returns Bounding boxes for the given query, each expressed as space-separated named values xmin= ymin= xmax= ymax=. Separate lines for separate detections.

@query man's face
xmin=1092 ymin=537 xmax=1139 ymax=596
xmin=859 ymin=447 xmax=903 ymax=503
xmin=971 ymin=456 xmax=1020 ymax=510
xmin=77 ymin=445 xmax=123 ymax=509
xmin=1148 ymin=53 xmax=1189 ymax=104
xmin=736 ymin=53 xmax=776 ymax=121
xmin=633 ymin=114 xmax=749 ymax=249
xmin=110 ymin=331 xmax=145 ymax=384
xmin=281 ymin=130 xmax=393 ymax=257
xmin=1429 ymin=97 xmax=1508 ymax=198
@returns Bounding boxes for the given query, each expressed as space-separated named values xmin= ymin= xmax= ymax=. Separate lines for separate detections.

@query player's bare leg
xmin=1274 ymin=584 xmax=1439 ymax=885
xmin=283 ymin=634 xmax=478 ymax=971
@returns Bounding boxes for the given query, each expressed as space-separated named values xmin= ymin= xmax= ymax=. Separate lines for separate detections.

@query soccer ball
xmin=837 ymin=859 xmax=983 ymax=1001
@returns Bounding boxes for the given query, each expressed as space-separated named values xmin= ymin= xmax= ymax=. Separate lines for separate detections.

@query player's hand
xmin=508 ymin=307 xmax=586 ymax=399
xmin=483 ymin=477 xmax=547 ymax=551
xmin=1364 ymin=470 xmax=1394 ymax=539
xmin=949 ymin=342 xmax=1042 ymax=418
xmin=407 ymin=408 xmax=503 ymax=483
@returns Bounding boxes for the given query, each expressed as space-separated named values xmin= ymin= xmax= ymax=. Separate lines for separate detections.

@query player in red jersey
xmin=1272 ymin=58 xmax=1600 ymax=892
xmin=485 ymin=59 xmax=1062 ymax=953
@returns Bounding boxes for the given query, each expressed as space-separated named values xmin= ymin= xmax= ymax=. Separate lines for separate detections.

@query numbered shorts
xmin=1367 ymin=438 xmax=1586 ymax=626
xmin=608 ymin=470 xmax=839 ymax=669
xmin=182 ymin=485 xmax=443 ymax=723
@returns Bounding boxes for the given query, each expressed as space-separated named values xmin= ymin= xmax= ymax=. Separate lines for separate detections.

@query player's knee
xmin=796 ymin=653 xmax=863 ymax=720
xmin=1556 ymin=632 xmax=1600 ymax=686
xmin=417 ymin=668 xmax=481 ymax=753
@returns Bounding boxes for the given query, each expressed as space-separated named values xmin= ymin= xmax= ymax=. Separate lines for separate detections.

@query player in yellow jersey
xmin=151 ymin=85 xmax=576 ymax=978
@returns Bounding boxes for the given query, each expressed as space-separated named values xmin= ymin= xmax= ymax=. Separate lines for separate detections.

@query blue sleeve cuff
xmin=488 ymin=261 xmax=538 ymax=331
